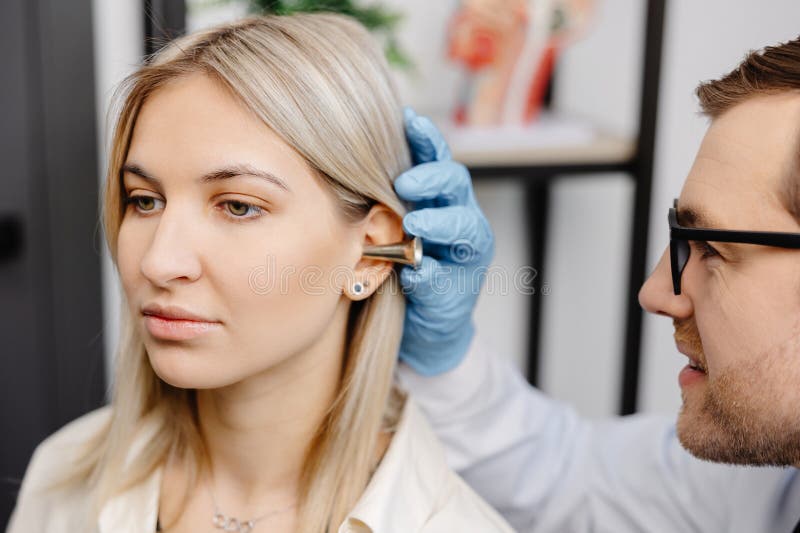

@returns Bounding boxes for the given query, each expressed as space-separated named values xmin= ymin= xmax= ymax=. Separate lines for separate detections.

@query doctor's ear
xmin=347 ymin=204 xmax=404 ymax=300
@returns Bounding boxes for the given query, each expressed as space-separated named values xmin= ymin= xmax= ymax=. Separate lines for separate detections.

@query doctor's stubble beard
xmin=673 ymin=317 xmax=800 ymax=467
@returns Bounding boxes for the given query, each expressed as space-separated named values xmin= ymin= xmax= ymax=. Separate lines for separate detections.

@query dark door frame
xmin=1 ymin=0 xmax=106 ymax=526
xmin=144 ymin=0 xmax=187 ymax=55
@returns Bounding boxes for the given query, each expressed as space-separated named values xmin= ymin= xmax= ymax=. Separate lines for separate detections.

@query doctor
xmin=394 ymin=37 xmax=800 ymax=532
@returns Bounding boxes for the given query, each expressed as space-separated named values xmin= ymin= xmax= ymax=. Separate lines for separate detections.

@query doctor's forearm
xmin=397 ymin=335 xmax=593 ymax=528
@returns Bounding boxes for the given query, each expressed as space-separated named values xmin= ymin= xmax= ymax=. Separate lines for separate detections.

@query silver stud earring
xmin=353 ymin=282 xmax=364 ymax=295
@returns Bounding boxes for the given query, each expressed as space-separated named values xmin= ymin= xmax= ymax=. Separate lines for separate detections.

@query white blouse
xmin=6 ymin=396 xmax=515 ymax=533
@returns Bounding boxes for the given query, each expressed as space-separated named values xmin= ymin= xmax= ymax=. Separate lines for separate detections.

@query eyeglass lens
xmin=669 ymin=237 xmax=690 ymax=295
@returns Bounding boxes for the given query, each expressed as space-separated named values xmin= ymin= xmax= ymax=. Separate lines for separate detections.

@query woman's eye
xmin=221 ymin=200 xmax=264 ymax=220
xmin=125 ymin=195 xmax=163 ymax=213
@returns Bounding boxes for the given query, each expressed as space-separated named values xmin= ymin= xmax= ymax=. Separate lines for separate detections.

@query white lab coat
xmin=397 ymin=336 xmax=800 ymax=533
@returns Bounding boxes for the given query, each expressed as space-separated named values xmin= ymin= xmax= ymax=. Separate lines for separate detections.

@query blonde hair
xmin=55 ymin=13 xmax=411 ymax=532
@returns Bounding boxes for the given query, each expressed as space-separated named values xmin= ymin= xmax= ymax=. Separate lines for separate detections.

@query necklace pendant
xmin=213 ymin=512 xmax=247 ymax=532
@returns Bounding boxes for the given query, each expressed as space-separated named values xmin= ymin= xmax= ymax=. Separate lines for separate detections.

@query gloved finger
xmin=403 ymin=206 xmax=493 ymax=255
xmin=399 ymin=256 xmax=455 ymax=306
xmin=394 ymin=160 xmax=474 ymax=207
xmin=404 ymin=106 xmax=452 ymax=164
xmin=422 ymin=242 xmax=480 ymax=264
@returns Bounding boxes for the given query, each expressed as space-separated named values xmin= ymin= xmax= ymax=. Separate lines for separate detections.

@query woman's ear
xmin=345 ymin=204 xmax=405 ymax=301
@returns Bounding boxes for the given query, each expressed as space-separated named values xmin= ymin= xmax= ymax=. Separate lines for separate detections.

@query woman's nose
xmin=638 ymin=247 xmax=693 ymax=319
xmin=139 ymin=209 xmax=202 ymax=288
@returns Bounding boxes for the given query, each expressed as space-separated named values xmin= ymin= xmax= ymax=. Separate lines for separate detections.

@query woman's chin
xmin=147 ymin=351 xmax=238 ymax=390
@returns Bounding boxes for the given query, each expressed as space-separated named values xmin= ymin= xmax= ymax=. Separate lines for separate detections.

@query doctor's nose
xmin=139 ymin=210 xmax=203 ymax=288
xmin=638 ymin=247 xmax=692 ymax=320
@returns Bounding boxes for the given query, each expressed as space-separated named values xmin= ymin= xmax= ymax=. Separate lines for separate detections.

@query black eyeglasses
xmin=669 ymin=198 xmax=800 ymax=295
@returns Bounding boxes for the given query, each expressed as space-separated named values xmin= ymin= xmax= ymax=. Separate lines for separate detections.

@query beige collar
xmin=338 ymin=399 xmax=447 ymax=533
xmin=98 ymin=414 xmax=163 ymax=533
xmin=98 ymin=398 xmax=442 ymax=533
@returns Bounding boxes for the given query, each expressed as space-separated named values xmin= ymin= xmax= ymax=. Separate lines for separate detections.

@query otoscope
xmin=362 ymin=236 xmax=422 ymax=268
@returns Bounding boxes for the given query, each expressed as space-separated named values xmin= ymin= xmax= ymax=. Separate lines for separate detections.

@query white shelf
xmin=433 ymin=113 xmax=636 ymax=168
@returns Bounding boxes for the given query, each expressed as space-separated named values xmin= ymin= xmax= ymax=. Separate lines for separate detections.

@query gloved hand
xmin=394 ymin=107 xmax=496 ymax=376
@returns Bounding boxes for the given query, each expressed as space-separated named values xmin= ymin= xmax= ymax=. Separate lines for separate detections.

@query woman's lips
xmin=144 ymin=315 xmax=221 ymax=341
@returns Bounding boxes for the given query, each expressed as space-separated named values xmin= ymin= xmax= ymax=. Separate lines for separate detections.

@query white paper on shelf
xmin=436 ymin=113 xmax=597 ymax=153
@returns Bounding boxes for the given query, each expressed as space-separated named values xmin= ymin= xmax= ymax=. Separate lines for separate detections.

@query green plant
xmin=245 ymin=0 xmax=411 ymax=69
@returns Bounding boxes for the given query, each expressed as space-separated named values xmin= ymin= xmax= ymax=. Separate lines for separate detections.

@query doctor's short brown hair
xmin=695 ymin=36 xmax=800 ymax=223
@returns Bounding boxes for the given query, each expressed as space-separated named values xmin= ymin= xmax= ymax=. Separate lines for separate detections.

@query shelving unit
xmin=448 ymin=0 xmax=665 ymax=415
xmin=144 ymin=0 xmax=665 ymax=415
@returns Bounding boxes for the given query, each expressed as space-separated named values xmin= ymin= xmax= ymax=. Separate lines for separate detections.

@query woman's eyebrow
xmin=122 ymin=162 xmax=291 ymax=193
xmin=199 ymin=164 xmax=291 ymax=192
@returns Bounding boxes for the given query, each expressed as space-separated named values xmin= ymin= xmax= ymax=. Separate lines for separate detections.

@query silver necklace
xmin=207 ymin=482 xmax=296 ymax=533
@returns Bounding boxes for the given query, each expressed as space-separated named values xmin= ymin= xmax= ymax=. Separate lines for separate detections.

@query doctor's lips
xmin=675 ymin=341 xmax=707 ymax=372
xmin=674 ymin=319 xmax=707 ymax=387
xmin=142 ymin=303 xmax=222 ymax=341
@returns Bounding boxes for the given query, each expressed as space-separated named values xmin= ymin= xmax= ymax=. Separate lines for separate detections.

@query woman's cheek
xmin=240 ymin=246 xmax=343 ymax=317
xmin=116 ymin=225 xmax=144 ymax=300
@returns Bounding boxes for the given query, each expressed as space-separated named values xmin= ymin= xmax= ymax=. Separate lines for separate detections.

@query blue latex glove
xmin=394 ymin=107 xmax=496 ymax=376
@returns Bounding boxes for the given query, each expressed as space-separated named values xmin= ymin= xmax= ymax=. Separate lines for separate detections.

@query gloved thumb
xmin=404 ymin=106 xmax=452 ymax=165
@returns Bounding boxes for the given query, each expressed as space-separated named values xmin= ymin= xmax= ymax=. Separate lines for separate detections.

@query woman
xmin=7 ymin=13 xmax=513 ymax=533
